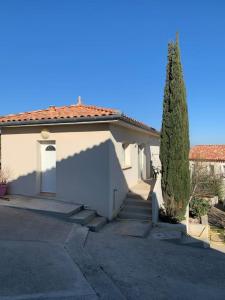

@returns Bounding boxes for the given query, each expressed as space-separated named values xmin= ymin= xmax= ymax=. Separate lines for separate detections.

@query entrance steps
xmin=69 ymin=210 xmax=107 ymax=232
xmin=0 ymin=195 xmax=107 ymax=232
xmin=69 ymin=209 xmax=96 ymax=225
xmin=118 ymin=180 xmax=153 ymax=222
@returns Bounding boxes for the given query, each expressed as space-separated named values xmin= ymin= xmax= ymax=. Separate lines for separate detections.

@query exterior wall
xmin=190 ymin=160 xmax=225 ymax=201
xmin=1 ymin=124 xmax=111 ymax=218
xmin=109 ymin=123 xmax=160 ymax=218
xmin=150 ymin=145 xmax=163 ymax=224
xmin=150 ymin=145 xmax=161 ymax=170
xmin=190 ymin=160 xmax=225 ymax=177
xmin=1 ymin=122 xmax=160 ymax=220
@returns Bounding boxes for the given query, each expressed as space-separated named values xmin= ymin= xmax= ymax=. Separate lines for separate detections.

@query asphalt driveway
xmin=86 ymin=222 xmax=225 ymax=300
xmin=1 ymin=205 xmax=225 ymax=300
xmin=0 ymin=206 xmax=97 ymax=300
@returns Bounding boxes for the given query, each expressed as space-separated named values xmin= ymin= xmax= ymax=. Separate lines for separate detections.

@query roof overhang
xmin=190 ymin=159 xmax=225 ymax=163
xmin=116 ymin=119 xmax=159 ymax=137
xmin=0 ymin=114 xmax=120 ymax=127
xmin=0 ymin=114 xmax=160 ymax=137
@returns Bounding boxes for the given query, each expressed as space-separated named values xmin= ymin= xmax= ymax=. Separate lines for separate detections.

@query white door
xmin=138 ymin=145 xmax=143 ymax=179
xmin=138 ymin=145 xmax=145 ymax=180
xmin=41 ymin=143 xmax=56 ymax=193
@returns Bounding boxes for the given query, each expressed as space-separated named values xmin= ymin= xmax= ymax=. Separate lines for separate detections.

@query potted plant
xmin=0 ymin=169 xmax=9 ymax=197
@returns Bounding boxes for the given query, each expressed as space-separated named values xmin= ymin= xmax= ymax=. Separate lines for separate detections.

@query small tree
xmin=160 ymin=34 xmax=190 ymax=219
xmin=191 ymin=160 xmax=225 ymax=201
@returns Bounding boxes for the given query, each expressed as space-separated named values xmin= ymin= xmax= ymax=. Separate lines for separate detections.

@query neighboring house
xmin=189 ymin=145 xmax=225 ymax=202
xmin=189 ymin=145 xmax=225 ymax=177
xmin=0 ymin=99 xmax=160 ymax=219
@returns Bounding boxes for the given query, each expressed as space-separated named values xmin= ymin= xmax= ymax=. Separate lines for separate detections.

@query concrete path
xmin=2 ymin=204 xmax=225 ymax=299
xmin=0 ymin=240 xmax=95 ymax=300
xmin=0 ymin=206 xmax=131 ymax=299
xmin=86 ymin=222 xmax=225 ymax=300
xmin=0 ymin=194 xmax=81 ymax=216
xmin=128 ymin=180 xmax=152 ymax=200
xmin=0 ymin=206 xmax=98 ymax=300
xmin=65 ymin=226 xmax=126 ymax=300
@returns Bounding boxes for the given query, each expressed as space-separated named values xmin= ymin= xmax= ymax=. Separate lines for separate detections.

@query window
xmin=209 ymin=165 xmax=214 ymax=176
xmin=222 ymin=165 xmax=225 ymax=177
xmin=45 ymin=145 xmax=56 ymax=151
xmin=122 ymin=143 xmax=131 ymax=168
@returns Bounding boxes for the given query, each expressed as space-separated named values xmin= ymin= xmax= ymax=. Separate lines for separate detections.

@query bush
xmin=191 ymin=161 xmax=225 ymax=203
xmin=190 ymin=198 xmax=210 ymax=219
xmin=213 ymin=177 xmax=225 ymax=202
xmin=159 ymin=208 xmax=179 ymax=224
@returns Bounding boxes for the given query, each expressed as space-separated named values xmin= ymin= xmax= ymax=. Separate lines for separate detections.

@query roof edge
xmin=0 ymin=114 xmax=121 ymax=127
xmin=189 ymin=158 xmax=225 ymax=162
xmin=0 ymin=113 xmax=160 ymax=136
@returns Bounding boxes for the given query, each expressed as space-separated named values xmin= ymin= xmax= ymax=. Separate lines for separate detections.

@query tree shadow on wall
xmin=7 ymin=139 xmax=129 ymax=218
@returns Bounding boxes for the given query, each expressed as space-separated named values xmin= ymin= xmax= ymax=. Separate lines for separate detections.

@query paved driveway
xmin=0 ymin=206 xmax=97 ymax=300
xmin=86 ymin=222 xmax=225 ymax=300
xmin=1 ymin=205 xmax=225 ymax=299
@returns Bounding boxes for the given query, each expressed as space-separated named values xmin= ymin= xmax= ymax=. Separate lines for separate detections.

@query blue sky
xmin=0 ymin=0 xmax=224 ymax=145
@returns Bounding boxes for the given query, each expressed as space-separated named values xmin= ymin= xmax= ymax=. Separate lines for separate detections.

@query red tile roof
xmin=0 ymin=103 xmax=159 ymax=135
xmin=0 ymin=104 xmax=117 ymax=122
xmin=189 ymin=145 xmax=225 ymax=162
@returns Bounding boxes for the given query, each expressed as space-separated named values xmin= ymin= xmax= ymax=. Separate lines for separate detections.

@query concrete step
xmin=0 ymin=195 xmax=84 ymax=217
xmin=127 ymin=191 xmax=150 ymax=200
xmin=118 ymin=211 xmax=152 ymax=221
xmin=124 ymin=197 xmax=151 ymax=207
xmin=130 ymin=187 xmax=150 ymax=194
xmin=69 ymin=210 xmax=96 ymax=225
xmin=121 ymin=206 xmax=151 ymax=217
xmin=87 ymin=216 xmax=107 ymax=232
xmin=123 ymin=205 xmax=152 ymax=214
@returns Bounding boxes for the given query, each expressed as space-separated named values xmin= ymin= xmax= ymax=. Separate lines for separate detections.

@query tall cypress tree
xmin=160 ymin=34 xmax=190 ymax=219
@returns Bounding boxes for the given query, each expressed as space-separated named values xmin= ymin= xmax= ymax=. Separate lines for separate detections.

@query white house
xmin=189 ymin=145 xmax=225 ymax=177
xmin=0 ymin=100 xmax=160 ymax=219
xmin=189 ymin=145 xmax=225 ymax=202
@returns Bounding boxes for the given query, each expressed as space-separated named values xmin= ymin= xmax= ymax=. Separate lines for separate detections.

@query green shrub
xmin=190 ymin=198 xmax=210 ymax=219
xmin=213 ymin=177 xmax=225 ymax=202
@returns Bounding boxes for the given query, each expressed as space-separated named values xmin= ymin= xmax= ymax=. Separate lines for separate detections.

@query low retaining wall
xmin=152 ymin=174 xmax=163 ymax=225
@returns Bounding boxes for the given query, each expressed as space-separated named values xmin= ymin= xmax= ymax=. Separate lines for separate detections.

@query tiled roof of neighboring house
xmin=189 ymin=145 xmax=225 ymax=162
xmin=0 ymin=103 xmax=159 ymax=136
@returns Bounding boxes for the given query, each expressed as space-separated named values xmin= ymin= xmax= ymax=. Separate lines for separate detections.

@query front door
xmin=138 ymin=145 xmax=146 ymax=180
xmin=138 ymin=145 xmax=143 ymax=180
xmin=40 ymin=143 xmax=56 ymax=193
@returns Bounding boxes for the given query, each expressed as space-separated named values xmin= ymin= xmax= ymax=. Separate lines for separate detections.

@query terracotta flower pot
xmin=0 ymin=184 xmax=7 ymax=197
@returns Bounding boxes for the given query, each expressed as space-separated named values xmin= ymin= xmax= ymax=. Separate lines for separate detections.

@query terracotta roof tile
xmin=0 ymin=104 xmax=118 ymax=123
xmin=0 ymin=103 xmax=159 ymax=135
xmin=189 ymin=145 xmax=225 ymax=162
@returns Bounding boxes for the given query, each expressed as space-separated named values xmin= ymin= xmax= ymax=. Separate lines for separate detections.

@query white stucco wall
xmin=109 ymin=123 xmax=160 ymax=218
xmin=150 ymin=145 xmax=161 ymax=169
xmin=1 ymin=124 xmax=111 ymax=218
xmin=149 ymin=145 xmax=164 ymax=224
xmin=1 ymin=122 xmax=160 ymax=219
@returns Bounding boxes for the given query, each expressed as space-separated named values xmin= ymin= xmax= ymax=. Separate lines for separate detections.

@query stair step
xmin=130 ymin=187 xmax=150 ymax=194
xmin=0 ymin=195 xmax=84 ymax=217
xmin=124 ymin=198 xmax=151 ymax=207
xmin=69 ymin=210 xmax=96 ymax=225
xmin=127 ymin=191 xmax=149 ymax=200
xmin=65 ymin=205 xmax=84 ymax=217
xmin=123 ymin=205 xmax=152 ymax=214
xmin=122 ymin=207 xmax=151 ymax=216
xmin=87 ymin=217 xmax=107 ymax=232
xmin=118 ymin=211 xmax=152 ymax=221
